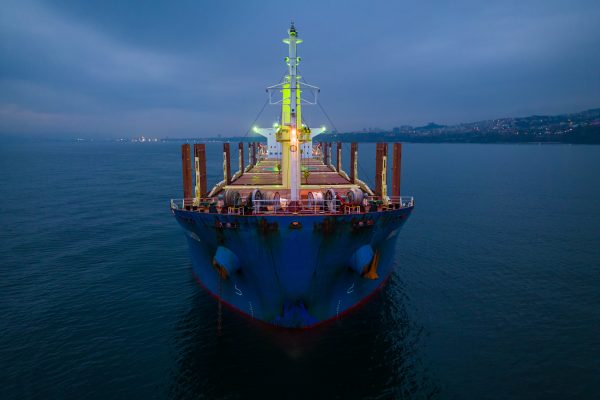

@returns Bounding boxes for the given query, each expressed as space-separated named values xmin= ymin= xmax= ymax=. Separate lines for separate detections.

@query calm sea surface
xmin=1 ymin=141 xmax=599 ymax=399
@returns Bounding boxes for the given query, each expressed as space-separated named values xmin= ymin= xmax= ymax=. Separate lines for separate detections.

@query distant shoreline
xmin=3 ymin=135 xmax=598 ymax=144
xmin=159 ymin=126 xmax=600 ymax=145
xmin=2 ymin=108 xmax=599 ymax=144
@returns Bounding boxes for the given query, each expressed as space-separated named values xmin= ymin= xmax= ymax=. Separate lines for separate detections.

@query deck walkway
xmin=229 ymin=158 xmax=350 ymax=187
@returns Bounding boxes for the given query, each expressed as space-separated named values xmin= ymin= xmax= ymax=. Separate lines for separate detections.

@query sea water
xmin=1 ymin=140 xmax=599 ymax=399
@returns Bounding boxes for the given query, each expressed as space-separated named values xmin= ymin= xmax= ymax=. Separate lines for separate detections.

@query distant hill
xmin=414 ymin=122 xmax=446 ymax=131
xmin=325 ymin=108 xmax=600 ymax=144
xmin=161 ymin=108 xmax=600 ymax=144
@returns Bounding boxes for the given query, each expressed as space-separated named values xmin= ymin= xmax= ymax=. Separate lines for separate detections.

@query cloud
xmin=0 ymin=0 xmax=599 ymax=137
xmin=0 ymin=1 xmax=186 ymax=84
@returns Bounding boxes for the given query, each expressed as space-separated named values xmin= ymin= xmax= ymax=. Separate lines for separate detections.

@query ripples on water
xmin=169 ymin=275 xmax=436 ymax=400
xmin=1 ymin=141 xmax=599 ymax=399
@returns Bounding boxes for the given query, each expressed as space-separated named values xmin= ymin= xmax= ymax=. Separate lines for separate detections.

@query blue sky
xmin=1 ymin=0 xmax=599 ymax=137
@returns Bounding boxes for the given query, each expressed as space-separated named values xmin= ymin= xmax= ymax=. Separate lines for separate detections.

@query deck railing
xmin=170 ymin=196 xmax=413 ymax=215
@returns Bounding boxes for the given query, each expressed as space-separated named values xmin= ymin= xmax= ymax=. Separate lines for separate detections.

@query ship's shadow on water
xmin=168 ymin=272 xmax=438 ymax=400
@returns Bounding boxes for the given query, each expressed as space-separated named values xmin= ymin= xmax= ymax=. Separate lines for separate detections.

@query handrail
xmin=170 ymin=195 xmax=414 ymax=215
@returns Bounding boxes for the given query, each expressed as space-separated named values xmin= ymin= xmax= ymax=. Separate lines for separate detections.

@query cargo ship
xmin=171 ymin=23 xmax=414 ymax=328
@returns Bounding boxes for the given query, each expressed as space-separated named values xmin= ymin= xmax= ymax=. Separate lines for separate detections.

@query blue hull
xmin=173 ymin=207 xmax=412 ymax=328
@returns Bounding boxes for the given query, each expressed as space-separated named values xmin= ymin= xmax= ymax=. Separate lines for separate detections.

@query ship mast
xmin=281 ymin=22 xmax=302 ymax=202
xmin=255 ymin=23 xmax=326 ymax=200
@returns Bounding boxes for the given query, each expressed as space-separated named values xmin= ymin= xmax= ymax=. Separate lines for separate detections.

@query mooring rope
xmin=317 ymin=99 xmax=377 ymax=189
xmin=241 ymin=97 xmax=270 ymax=139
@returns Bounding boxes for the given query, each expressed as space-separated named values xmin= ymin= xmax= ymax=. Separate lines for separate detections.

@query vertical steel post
xmin=336 ymin=142 xmax=342 ymax=172
xmin=375 ymin=143 xmax=382 ymax=196
xmin=350 ymin=142 xmax=358 ymax=183
xmin=375 ymin=143 xmax=388 ymax=198
xmin=223 ymin=143 xmax=231 ymax=185
xmin=247 ymin=142 xmax=252 ymax=167
xmin=194 ymin=143 xmax=207 ymax=198
xmin=252 ymin=142 xmax=257 ymax=165
xmin=323 ymin=142 xmax=329 ymax=165
xmin=238 ymin=142 xmax=244 ymax=175
xmin=392 ymin=143 xmax=402 ymax=197
xmin=181 ymin=144 xmax=192 ymax=199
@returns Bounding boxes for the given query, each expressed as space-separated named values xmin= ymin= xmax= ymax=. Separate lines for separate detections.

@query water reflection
xmin=168 ymin=273 xmax=438 ymax=399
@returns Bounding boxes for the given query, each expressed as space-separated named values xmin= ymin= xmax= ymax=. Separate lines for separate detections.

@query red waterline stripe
xmin=190 ymin=268 xmax=391 ymax=331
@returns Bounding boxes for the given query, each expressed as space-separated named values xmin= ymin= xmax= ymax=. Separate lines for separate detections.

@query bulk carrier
xmin=171 ymin=24 xmax=414 ymax=328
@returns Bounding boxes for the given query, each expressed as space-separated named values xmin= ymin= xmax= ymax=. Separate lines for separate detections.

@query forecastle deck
xmin=174 ymin=142 xmax=410 ymax=216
